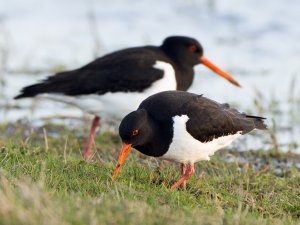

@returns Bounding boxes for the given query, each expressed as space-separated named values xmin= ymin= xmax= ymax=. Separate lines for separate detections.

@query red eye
xmin=188 ymin=44 xmax=197 ymax=52
xmin=132 ymin=129 xmax=139 ymax=136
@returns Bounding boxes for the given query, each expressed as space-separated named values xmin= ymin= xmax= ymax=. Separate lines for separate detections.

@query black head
xmin=113 ymin=109 xmax=156 ymax=180
xmin=160 ymin=36 xmax=241 ymax=87
xmin=119 ymin=109 xmax=153 ymax=147
xmin=161 ymin=36 xmax=203 ymax=67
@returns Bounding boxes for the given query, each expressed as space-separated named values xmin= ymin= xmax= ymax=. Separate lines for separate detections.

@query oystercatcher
xmin=112 ymin=91 xmax=267 ymax=190
xmin=14 ymin=36 xmax=241 ymax=160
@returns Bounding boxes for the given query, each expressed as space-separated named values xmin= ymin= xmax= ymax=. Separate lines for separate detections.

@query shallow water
xmin=0 ymin=0 xmax=300 ymax=151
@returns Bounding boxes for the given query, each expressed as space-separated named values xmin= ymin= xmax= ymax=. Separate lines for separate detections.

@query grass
xmin=0 ymin=123 xmax=299 ymax=225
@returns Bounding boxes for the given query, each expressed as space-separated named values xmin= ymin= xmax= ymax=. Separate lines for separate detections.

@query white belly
xmin=39 ymin=92 xmax=146 ymax=120
xmin=161 ymin=115 xmax=242 ymax=163
xmin=37 ymin=61 xmax=177 ymax=121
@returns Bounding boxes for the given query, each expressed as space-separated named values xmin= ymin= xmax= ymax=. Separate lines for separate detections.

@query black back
xmin=15 ymin=47 xmax=165 ymax=98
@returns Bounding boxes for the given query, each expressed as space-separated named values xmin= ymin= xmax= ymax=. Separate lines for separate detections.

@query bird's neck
xmin=175 ymin=66 xmax=195 ymax=91
xmin=160 ymin=48 xmax=195 ymax=91
xmin=135 ymin=116 xmax=173 ymax=157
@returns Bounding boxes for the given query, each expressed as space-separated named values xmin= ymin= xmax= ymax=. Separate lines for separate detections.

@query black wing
xmin=185 ymin=95 xmax=267 ymax=142
xmin=15 ymin=47 xmax=166 ymax=99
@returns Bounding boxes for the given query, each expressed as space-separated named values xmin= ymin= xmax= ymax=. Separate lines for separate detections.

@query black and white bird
xmin=14 ymin=36 xmax=241 ymax=160
xmin=112 ymin=91 xmax=267 ymax=190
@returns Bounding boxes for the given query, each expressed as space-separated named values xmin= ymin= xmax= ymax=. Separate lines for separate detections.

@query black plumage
xmin=14 ymin=48 xmax=164 ymax=98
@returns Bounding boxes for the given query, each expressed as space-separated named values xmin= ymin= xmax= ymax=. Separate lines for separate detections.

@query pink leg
xmin=182 ymin=163 xmax=187 ymax=175
xmin=171 ymin=163 xmax=194 ymax=190
xmin=181 ymin=163 xmax=187 ymax=189
xmin=82 ymin=116 xmax=100 ymax=160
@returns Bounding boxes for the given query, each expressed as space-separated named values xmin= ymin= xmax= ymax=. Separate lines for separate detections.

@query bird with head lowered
xmin=112 ymin=91 xmax=267 ymax=190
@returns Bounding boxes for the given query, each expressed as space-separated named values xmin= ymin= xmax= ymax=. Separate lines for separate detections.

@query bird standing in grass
xmin=112 ymin=91 xmax=267 ymax=190
xmin=14 ymin=36 xmax=241 ymax=160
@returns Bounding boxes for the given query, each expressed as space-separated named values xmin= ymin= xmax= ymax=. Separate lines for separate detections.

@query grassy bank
xmin=0 ymin=123 xmax=299 ymax=225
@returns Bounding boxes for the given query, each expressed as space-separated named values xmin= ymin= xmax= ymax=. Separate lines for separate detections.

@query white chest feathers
xmin=161 ymin=115 xmax=242 ymax=163
xmin=148 ymin=61 xmax=177 ymax=93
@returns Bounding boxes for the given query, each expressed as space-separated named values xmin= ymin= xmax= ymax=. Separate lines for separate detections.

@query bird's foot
xmin=171 ymin=164 xmax=194 ymax=191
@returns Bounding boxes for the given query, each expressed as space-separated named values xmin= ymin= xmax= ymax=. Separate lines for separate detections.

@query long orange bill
xmin=112 ymin=143 xmax=132 ymax=180
xmin=200 ymin=56 xmax=241 ymax=87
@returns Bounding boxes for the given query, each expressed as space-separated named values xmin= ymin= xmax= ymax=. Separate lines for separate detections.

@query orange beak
xmin=112 ymin=143 xmax=132 ymax=180
xmin=200 ymin=56 xmax=241 ymax=87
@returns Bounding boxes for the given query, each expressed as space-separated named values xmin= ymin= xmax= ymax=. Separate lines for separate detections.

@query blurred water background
xmin=0 ymin=0 xmax=299 ymax=152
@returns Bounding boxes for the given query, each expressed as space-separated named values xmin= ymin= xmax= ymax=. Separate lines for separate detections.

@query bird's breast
xmin=148 ymin=61 xmax=177 ymax=92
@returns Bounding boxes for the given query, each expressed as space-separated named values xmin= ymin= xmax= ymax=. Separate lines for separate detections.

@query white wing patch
xmin=161 ymin=115 xmax=242 ymax=163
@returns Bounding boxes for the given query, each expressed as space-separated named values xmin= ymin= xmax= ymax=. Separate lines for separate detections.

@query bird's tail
xmin=14 ymin=83 xmax=47 ymax=99
xmin=246 ymin=115 xmax=267 ymax=130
